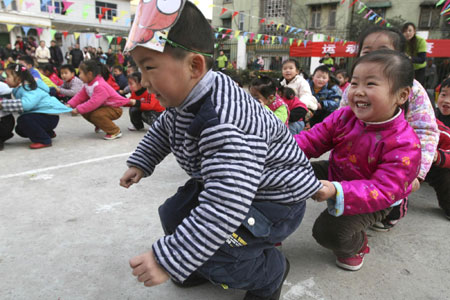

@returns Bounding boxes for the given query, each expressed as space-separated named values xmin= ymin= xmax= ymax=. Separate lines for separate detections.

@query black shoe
xmin=444 ymin=209 xmax=450 ymax=220
xmin=171 ymin=272 xmax=208 ymax=288
xmin=243 ymin=258 xmax=290 ymax=300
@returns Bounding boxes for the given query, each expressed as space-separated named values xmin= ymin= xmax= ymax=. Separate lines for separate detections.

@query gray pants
xmin=311 ymin=161 xmax=391 ymax=258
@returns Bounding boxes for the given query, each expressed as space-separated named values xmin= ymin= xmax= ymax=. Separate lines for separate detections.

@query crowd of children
xmin=0 ymin=49 xmax=165 ymax=149
xmin=1 ymin=1 xmax=450 ymax=299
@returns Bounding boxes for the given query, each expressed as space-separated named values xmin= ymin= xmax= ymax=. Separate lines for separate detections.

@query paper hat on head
xmin=125 ymin=0 xmax=187 ymax=53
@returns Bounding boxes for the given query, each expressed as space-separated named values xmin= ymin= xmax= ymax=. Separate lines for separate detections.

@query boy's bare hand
xmin=312 ymin=180 xmax=336 ymax=202
xmin=120 ymin=167 xmax=144 ymax=188
xmin=130 ymin=250 xmax=169 ymax=287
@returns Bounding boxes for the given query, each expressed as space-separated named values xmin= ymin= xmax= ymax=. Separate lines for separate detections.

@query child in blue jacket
xmin=308 ymin=65 xmax=341 ymax=127
xmin=0 ymin=63 xmax=72 ymax=149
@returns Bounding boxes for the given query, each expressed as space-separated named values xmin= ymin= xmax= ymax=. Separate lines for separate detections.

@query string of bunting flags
xmin=436 ymin=0 xmax=450 ymax=24
xmin=339 ymin=0 xmax=392 ymax=27
xmin=1 ymin=0 xmax=131 ymax=25
xmin=1 ymin=0 xmax=131 ymax=44
xmin=3 ymin=23 xmax=128 ymax=45
xmin=208 ymin=2 xmax=347 ymax=47
xmin=214 ymin=26 xmax=349 ymax=48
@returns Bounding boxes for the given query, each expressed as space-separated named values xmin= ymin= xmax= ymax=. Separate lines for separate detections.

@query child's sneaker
xmin=369 ymin=219 xmax=398 ymax=232
xmin=128 ymin=125 xmax=144 ymax=131
xmin=95 ymin=126 xmax=101 ymax=133
xmin=29 ymin=143 xmax=52 ymax=149
xmin=103 ymin=131 xmax=122 ymax=140
xmin=335 ymin=234 xmax=370 ymax=271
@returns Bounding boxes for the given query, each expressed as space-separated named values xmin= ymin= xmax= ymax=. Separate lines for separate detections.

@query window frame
xmin=95 ymin=1 xmax=118 ymax=21
xmin=310 ymin=5 xmax=321 ymax=29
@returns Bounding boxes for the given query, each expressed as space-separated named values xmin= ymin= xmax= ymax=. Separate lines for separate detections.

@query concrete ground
xmin=1 ymin=110 xmax=449 ymax=300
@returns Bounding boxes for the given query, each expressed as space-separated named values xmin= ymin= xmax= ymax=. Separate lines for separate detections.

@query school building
xmin=212 ymin=0 xmax=450 ymax=71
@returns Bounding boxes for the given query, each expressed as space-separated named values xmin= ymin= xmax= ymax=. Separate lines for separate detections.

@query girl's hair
xmin=281 ymin=59 xmax=300 ymax=70
xmin=99 ymin=63 xmax=111 ymax=81
xmin=402 ymin=22 xmax=417 ymax=56
xmin=278 ymin=86 xmax=296 ymax=100
xmin=335 ymin=69 xmax=349 ymax=79
xmin=127 ymin=72 xmax=142 ymax=84
xmin=351 ymin=49 xmax=414 ymax=94
xmin=250 ymin=75 xmax=278 ymax=99
xmin=42 ymin=64 xmax=55 ymax=75
xmin=6 ymin=63 xmax=37 ymax=90
xmin=79 ymin=60 xmax=101 ymax=78
xmin=358 ymin=26 xmax=406 ymax=56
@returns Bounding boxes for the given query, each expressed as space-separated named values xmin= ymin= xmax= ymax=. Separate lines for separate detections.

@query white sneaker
xmin=128 ymin=125 xmax=144 ymax=131
xmin=103 ymin=131 xmax=122 ymax=140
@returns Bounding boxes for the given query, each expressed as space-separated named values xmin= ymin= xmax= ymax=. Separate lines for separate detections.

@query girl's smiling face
xmin=282 ymin=61 xmax=299 ymax=82
xmin=348 ymin=62 xmax=409 ymax=123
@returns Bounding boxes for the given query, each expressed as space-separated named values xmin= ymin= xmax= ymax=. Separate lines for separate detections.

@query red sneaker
xmin=29 ymin=143 xmax=52 ymax=149
xmin=94 ymin=127 xmax=101 ymax=133
xmin=336 ymin=233 xmax=370 ymax=271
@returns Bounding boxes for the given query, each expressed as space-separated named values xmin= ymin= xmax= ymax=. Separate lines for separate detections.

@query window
xmin=265 ymin=0 xmax=289 ymax=18
xmin=1 ymin=0 xmax=17 ymax=10
xmin=238 ymin=11 xmax=245 ymax=30
xmin=310 ymin=6 xmax=321 ymax=29
xmin=328 ymin=4 xmax=336 ymax=28
xmin=95 ymin=1 xmax=117 ymax=21
xmin=222 ymin=17 xmax=231 ymax=28
xmin=40 ymin=0 xmax=65 ymax=14
xmin=371 ymin=7 xmax=386 ymax=19
xmin=419 ymin=5 xmax=440 ymax=29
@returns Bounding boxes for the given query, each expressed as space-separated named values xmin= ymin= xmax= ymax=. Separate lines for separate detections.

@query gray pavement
xmin=1 ymin=110 xmax=449 ymax=300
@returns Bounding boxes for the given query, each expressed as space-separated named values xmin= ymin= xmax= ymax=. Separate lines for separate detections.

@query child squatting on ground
xmin=126 ymin=71 xmax=165 ymax=131
xmin=295 ymin=50 xmax=422 ymax=271
xmin=429 ymin=78 xmax=450 ymax=219
xmin=340 ymin=26 xmax=439 ymax=232
xmin=119 ymin=1 xmax=321 ymax=300
xmin=67 ymin=60 xmax=130 ymax=140
xmin=0 ymin=63 xmax=72 ymax=149
xmin=249 ymin=76 xmax=290 ymax=126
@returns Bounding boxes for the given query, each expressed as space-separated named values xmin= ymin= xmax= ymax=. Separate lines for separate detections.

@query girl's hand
xmin=71 ymin=108 xmax=79 ymax=116
xmin=129 ymin=99 xmax=136 ymax=106
xmin=411 ymin=178 xmax=420 ymax=193
xmin=312 ymin=180 xmax=336 ymax=202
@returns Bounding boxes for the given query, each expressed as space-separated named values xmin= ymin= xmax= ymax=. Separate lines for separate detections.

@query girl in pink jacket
xmin=67 ymin=60 xmax=130 ymax=140
xmin=295 ymin=50 xmax=421 ymax=272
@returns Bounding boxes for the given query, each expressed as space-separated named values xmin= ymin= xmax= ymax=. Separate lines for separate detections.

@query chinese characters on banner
xmin=290 ymin=40 xmax=450 ymax=57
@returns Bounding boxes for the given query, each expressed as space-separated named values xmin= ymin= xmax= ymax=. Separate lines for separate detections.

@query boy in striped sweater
xmin=119 ymin=2 xmax=321 ymax=299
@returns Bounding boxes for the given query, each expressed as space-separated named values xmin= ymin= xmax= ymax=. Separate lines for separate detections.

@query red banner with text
xmin=290 ymin=40 xmax=450 ymax=57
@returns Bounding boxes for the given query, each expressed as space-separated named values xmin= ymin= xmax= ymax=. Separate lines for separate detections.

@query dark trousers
xmin=129 ymin=107 xmax=161 ymax=129
xmin=311 ymin=161 xmax=391 ymax=258
xmin=0 ymin=114 xmax=15 ymax=142
xmin=15 ymin=113 xmax=59 ymax=144
xmin=415 ymin=67 xmax=426 ymax=87
xmin=158 ymin=179 xmax=305 ymax=297
xmin=425 ymin=166 xmax=450 ymax=212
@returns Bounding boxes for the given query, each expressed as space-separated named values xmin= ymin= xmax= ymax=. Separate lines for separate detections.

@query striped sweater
xmin=127 ymin=70 xmax=321 ymax=283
